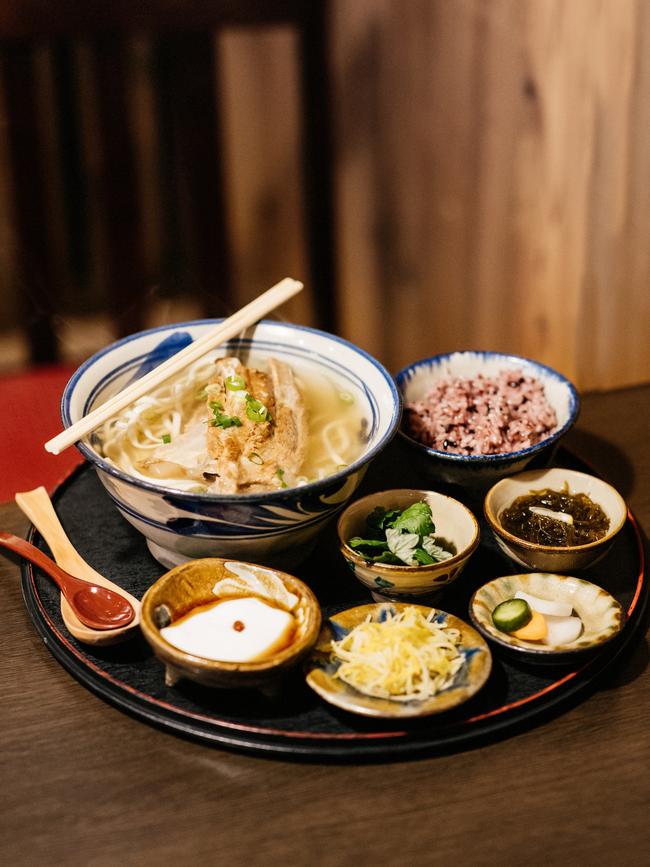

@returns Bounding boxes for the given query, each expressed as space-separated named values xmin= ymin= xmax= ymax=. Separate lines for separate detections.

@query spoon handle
xmin=15 ymin=486 xmax=94 ymax=578
xmin=0 ymin=531 xmax=75 ymax=594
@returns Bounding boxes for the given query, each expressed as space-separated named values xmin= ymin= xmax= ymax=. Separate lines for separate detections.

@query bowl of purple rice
xmin=394 ymin=351 xmax=580 ymax=491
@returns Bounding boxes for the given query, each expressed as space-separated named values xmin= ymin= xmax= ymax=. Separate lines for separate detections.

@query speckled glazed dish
xmin=484 ymin=468 xmax=628 ymax=573
xmin=395 ymin=351 xmax=579 ymax=490
xmin=305 ymin=602 xmax=492 ymax=718
xmin=337 ymin=489 xmax=480 ymax=599
xmin=140 ymin=557 xmax=321 ymax=693
xmin=469 ymin=572 xmax=625 ymax=662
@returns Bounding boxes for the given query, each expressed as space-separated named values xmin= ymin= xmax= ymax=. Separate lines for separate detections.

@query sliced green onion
xmin=245 ymin=394 xmax=272 ymax=423
xmin=225 ymin=374 xmax=246 ymax=392
xmin=209 ymin=400 xmax=242 ymax=429
xmin=249 ymin=452 xmax=264 ymax=465
xmin=195 ymin=388 xmax=208 ymax=401
xmin=276 ymin=467 xmax=288 ymax=488
xmin=162 ymin=434 xmax=171 ymax=444
xmin=339 ymin=391 xmax=354 ymax=405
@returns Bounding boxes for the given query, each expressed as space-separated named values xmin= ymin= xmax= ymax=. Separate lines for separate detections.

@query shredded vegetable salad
xmin=330 ymin=606 xmax=464 ymax=701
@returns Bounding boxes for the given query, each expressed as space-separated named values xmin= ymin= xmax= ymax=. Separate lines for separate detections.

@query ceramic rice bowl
xmin=395 ymin=351 xmax=579 ymax=490
xmin=62 ymin=320 xmax=401 ymax=570
xmin=337 ymin=489 xmax=480 ymax=598
xmin=469 ymin=572 xmax=625 ymax=662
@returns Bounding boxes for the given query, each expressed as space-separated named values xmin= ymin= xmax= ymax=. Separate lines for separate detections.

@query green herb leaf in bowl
xmin=347 ymin=501 xmax=452 ymax=566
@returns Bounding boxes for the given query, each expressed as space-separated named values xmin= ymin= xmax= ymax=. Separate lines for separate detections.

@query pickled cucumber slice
xmin=492 ymin=598 xmax=532 ymax=633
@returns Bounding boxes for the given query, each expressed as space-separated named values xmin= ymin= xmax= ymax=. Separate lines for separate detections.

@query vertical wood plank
xmin=331 ymin=0 xmax=650 ymax=388
xmin=218 ymin=28 xmax=311 ymax=325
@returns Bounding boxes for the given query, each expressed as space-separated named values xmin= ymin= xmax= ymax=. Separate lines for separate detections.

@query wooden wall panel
xmin=219 ymin=28 xmax=311 ymax=327
xmin=0 ymin=2 xmax=649 ymax=388
xmin=332 ymin=0 xmax=650 ymax=389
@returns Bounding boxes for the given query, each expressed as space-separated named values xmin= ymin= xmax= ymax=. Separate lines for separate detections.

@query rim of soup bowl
xmin=394 ymin=350 xmax=580 ymax=465
xmin=61 ymin=319 xmax=403 ymax=504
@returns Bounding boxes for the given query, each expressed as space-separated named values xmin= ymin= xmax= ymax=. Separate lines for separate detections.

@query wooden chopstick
xmin=45 ymin=277 xmax=304 ymax=455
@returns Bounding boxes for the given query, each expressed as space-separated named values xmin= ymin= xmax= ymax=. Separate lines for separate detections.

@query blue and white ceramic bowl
xmin=62 ymin=320 xmax=401 ymax=570
xmin=395 ymin=351 xmax=579 ymax=490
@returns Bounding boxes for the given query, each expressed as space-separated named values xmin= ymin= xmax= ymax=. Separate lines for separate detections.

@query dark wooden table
xmin=2 ymin=385 xmax=649 ymax=866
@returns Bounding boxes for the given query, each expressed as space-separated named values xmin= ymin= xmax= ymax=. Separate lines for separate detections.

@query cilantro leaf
xmin=366 ymin=506 xmax=401 ymax=536
xmin=391 ymin=501 xmax=435 ymax=536
xmin=209 ymin=401 xmax=242 ymax=429
xmin=413 ymin=547 xmax=436 ymax=565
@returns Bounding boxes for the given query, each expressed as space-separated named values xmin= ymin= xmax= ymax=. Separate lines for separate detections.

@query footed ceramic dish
xmin=469 ymin=572 xmax=625 ymax=663
xmin=140 ymin=557 xmax=321 ymax=695
xmin=305 ymin=602 xmax=492 ymax=718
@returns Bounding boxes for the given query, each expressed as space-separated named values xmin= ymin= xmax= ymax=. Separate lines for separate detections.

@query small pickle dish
xmin=469 ymin=572 xmax=625 ymax=663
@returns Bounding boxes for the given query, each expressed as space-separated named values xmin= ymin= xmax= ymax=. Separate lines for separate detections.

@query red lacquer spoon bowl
xmin=0 ymin=531 xmax=135 ymax=630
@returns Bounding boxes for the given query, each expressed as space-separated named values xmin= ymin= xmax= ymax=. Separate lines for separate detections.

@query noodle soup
xmin=93 ymin=353 xmax=368 ymax=495
xmin=63 ymin=319 xmax=400 ymax=568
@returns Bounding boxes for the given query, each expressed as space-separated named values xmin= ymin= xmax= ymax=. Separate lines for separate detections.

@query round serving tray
xmin=20 ymin=446 xmax=647 ymax=760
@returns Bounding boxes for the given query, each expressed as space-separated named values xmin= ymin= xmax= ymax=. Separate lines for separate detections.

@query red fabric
xmin=0 ymin=365 xmax=84 ymax=501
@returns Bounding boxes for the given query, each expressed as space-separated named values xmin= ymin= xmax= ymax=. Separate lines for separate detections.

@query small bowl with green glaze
xmin=305 ymin=602 xmax=492 ymax=718
xmin=469 ymin=572 xmax=625 ymax=663
xmin=337 ymin=489 xmax=480 ymax=600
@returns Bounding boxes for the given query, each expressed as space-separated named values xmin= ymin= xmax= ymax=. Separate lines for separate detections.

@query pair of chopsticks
xmin=45 ymin=278 xmax=304 ymax=455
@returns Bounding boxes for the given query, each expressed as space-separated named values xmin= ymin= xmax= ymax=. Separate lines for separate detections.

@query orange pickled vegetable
xmin=512 ymin=609 xmax=547 ymax=641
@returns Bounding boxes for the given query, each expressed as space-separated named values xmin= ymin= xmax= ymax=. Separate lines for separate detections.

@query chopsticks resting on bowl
xmin=45 ymin=277 xmax=304 ymax=455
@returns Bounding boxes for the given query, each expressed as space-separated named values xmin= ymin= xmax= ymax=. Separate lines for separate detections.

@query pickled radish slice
xmin=544 ymin=615 xmax=583 ymax=645
xmin=514 ymin=590 xmax=572 ymax=618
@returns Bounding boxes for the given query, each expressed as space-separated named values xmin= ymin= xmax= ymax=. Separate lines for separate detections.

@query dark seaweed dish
xmin=500 ymin=483 xmax=610 ymax=546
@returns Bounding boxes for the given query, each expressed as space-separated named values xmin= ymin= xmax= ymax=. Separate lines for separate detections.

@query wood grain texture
xmin=332 ymin=0 xmax=650 ymax=389
xmin=1 ymin=385 xmax=649 ymax=866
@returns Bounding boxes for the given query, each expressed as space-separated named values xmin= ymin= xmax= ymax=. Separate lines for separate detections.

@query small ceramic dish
xmin=394 ymin=350 xmax=579 ymax=490
xmin=337 ymin=489 xmax=480 ymax=599
xmin=469 ymin=572 xmax=625 ymax=663
xmin=484 ymin=467 xmax=627 ymax=572
xmin=140 ymin=557 xmax=321 ymax=694
xmin=305 ymin=602 xmax=492 ymax=718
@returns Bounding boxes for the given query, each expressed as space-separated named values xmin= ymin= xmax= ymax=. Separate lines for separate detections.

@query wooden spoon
xmin=0 ymin=531 xmax=134 ymax=630
xmin=15 ymin=486 xmax=141 ymax=644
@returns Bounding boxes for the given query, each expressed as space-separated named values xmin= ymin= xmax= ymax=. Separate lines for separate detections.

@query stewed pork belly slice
xmin=205 ymin=358 xmax=274 ymax=493
xmin=205 ymin=356 xmax=307 ymax=493
xmin=266 ymin=357 xmax=308 ymax=479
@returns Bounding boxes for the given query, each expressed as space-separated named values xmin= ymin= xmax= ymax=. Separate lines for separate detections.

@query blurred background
xmin=1 ymin=0 xmax=649 ymax=391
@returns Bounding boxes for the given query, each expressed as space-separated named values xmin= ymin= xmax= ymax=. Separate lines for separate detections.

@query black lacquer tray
xmin=20 ymin=444 xmax=647 ymax=760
